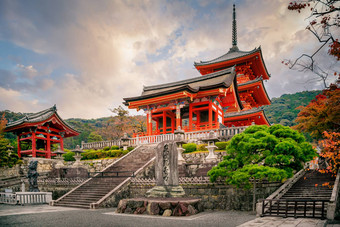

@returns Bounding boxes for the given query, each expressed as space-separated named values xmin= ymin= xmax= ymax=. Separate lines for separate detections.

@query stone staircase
xmin=262 ymin=170 xmax=336 ymax=219
xmin=52 ymin=145 xmax=156 ymax=209
xmin=281 ymin=170 xmax=334 ymax=200
xmin=0 ymin=176 xmax=22 ymax=189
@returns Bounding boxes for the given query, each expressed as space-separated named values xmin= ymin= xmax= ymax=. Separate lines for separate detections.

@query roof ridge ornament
xmin=229 ymin=3 xmax=239 ymax=52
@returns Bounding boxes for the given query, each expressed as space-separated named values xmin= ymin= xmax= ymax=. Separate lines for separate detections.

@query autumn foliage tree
xmin=294 ymin=86 xmax=340 ymax=140
xmin=294 ymin=76 xmax=340 ymax=172
xmin=320 ymin=131 xmax=340 ymax=173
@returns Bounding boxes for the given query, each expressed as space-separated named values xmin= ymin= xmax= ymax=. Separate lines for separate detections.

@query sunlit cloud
xmin=0 ymin=0 xmax=337 ymax=118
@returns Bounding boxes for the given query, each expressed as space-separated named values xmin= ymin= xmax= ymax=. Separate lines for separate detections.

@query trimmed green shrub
xmin=215 ymin=142 xmax=229 ymax=150
xmin=127 ymin=147 xmax=134 ymax=151
xmin=111 ymin=145 xmax=119 ymax=150
xmin=103 ymin=146 xmax=110 ymax=151
xmin=197 ymin=144 xmax=208 ymax=151
xmin=63 ymin=151 xmax=76 ymax=161
xmin=81 ymin=149 xmax=131 ymax=160
xmin=183 ymin=143 xmax=197 ymax=153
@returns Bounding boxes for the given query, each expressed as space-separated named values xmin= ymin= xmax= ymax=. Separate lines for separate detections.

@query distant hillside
xmin=263 ymin=90 xmax=321 ymax=126
xmin=1 ymin=90 xmax=321 ymax=149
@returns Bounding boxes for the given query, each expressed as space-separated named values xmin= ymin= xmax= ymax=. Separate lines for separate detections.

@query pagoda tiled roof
xmin=224 ymin=107 xmax=270 ymax=123
xmin=124 ymin=67 xmax=240 ymax=104
xmin=238 ymin=76 xmax=263 ymax=86
xmin=194 ymin=47 xmax=260 ymax=66
xmin=238 ymin=76 xmax=271 ymax=104
xmin=5 ymin=105 xmax=80 ymax=134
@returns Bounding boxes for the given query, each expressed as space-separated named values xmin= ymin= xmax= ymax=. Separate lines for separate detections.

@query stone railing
xmin=81 ymin=126 xmax=248 ymax=150
xmin=131 ymin=176 xmax=225 ymax=186
xmin=23 ymin=178 xmax=87 ymax=186
xmin=327 ymin=169 xmax=340 ymax=220
xmin=81 ymin=140 xmax=126 ymax=150
xmin=0 ymin=192 xmax=52 ymax=205
xmin=0 ymin=192 xmax=17 ymax=204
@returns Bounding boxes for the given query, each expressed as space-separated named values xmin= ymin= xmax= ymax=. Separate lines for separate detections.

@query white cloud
xmin=0 ymin=87 xmax=41 ymax=112
xmin=16 ymin=64 xmax=38 ymax=78
xmin=0 ymin=0 xmax=337 ymax=118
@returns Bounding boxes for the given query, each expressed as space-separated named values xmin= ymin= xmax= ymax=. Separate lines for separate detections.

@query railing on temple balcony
xmin=81 ymin=126 xmax=248 ymax=150
xmin=183 ymin=122 xmax=219 ymax=132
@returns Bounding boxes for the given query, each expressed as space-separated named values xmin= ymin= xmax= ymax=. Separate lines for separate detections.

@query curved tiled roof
xmin=124 ymin=67 xmax=239 ymax=103
xmin=238 ymin=76 xmax=271 ymax=105
xmin=224 ymin=107 xmax=264 ymax=118
xmin=194 ymin=47 xmax=260 ymax=66
xmin=5 ymin=105 xmax=80 ymax=134
xmin=238 ymin=76 xmax=263 ymax=86
xmin=224 ymin=107 xmax=270 ymax=126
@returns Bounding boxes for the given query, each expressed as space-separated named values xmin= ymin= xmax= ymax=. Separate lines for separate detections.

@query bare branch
xmin=284 ymin=0 xmax=340 ymax=88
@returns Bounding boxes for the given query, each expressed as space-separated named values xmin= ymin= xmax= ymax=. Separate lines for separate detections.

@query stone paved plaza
xmin=0 ymin=204 xmax=340 ymax=227
xmin=238 ymin=216 xmax=328 ymax=227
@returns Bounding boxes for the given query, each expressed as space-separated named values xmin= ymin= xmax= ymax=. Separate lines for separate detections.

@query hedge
xmin=63 ymin=151 xmax=76 ymax=161
xmin=81 ymin=149 xmax=129 ymax=160
xmin=111 ymin=145 xmax=119 ymax=150
xmin=183 ymin=143 xmax=197 ymax=153
xmin=215 ymin=142 xmax=229 ymax=150
xmin=197 ymin=144 xmax=208 ymax=151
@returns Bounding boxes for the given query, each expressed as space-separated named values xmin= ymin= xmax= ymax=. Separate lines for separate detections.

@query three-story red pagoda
xmin=124 ymin=4 xmax=271 ymax=136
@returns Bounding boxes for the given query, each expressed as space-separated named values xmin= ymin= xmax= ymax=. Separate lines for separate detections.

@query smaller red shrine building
xmin=4 ymin=105 xmax=79 ymax=159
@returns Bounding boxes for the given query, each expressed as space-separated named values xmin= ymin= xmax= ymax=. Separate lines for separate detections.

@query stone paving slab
xmin=237 ymin=217 xmax=326 ymax=227
xmin=0 ymin=204 xmax=80 ymax=216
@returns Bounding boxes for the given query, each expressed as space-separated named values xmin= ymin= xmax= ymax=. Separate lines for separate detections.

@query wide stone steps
xmin=263 ymin=170 xmax=336 ymax=219
xmin=53 ymin=145 xmax=155 ymax=209
xmin=69 ymin=192 xmax=109 ymax=196
xmin=54 ymin=203 xmax=90 ymax=209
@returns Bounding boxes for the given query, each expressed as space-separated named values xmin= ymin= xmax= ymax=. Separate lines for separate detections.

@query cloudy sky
xmin=0 ymin=0 xmax=338 ymax=119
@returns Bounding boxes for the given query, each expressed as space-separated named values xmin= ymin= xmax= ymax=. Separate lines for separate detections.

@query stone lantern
xmin=52 ymin=147 xmax=66 ymax=168
xmin=174 ymin=126 xmax=186 ymax=165
xmin=121 ymin=133 xmax=130 ymax=151
xmin=72 ymin=145 xmax=85 ymax=167
xmin=201 ymin=130 xmax=219 ymax=163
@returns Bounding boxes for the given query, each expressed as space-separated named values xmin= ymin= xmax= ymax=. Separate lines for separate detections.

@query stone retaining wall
xmin=0 ymin=158 xmax=119 ymax=179
xmin=0 ymin=151 xmax=226 ymax=180
xmin=38 ymin=185 xmax=74 ymax=200
xmin=183 ymin=151 xmax=226 ymax=164
xmin=129 ymin=181 xmax=281 ymax=211
xmin=0 ymin=165 xmax=22 ymax=179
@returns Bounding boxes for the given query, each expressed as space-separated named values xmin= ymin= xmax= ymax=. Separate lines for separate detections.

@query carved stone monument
xmin=27 ymin=160 xmax=40 ymax=192
xmin=146 ymin=141 xmax=185 ymax=197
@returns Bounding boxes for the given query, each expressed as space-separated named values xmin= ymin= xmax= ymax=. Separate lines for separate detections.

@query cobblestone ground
xmin=1 ymin=205 xmax=339 ymax=227
xmin=0 ymin=204 xmax=255 ymax=227
xmin=238 ymin=216 xmax=340 ymax=227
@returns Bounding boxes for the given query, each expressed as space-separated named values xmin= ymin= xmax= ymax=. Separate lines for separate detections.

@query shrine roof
xmin=238 ymin=75 xmax=263 ymax=86
xmin=124 ymin=67 xmax=237 ymax=103
xmin=194 ymin=47 xmax=260 ymax=66
xmin=224 ymin=107 xmax=268 ymax=119
xmin=5 ymin=105 xmax=80 ymax=135
xmin=238 ymin=76 xmax=271 ymax=104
